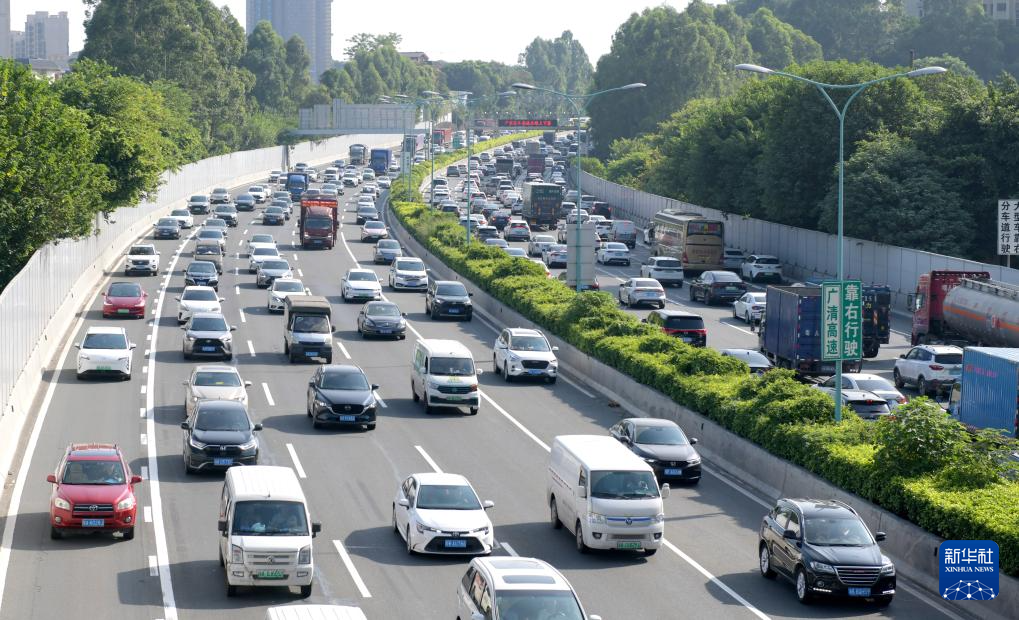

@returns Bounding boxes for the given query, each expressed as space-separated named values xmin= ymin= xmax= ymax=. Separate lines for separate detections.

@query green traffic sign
xmin=822 ymin=281 xmax=863 ymax=361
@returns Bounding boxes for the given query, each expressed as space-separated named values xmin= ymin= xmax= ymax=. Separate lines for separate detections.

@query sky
xmin=11 ymin=0 xmax=718 ymax=66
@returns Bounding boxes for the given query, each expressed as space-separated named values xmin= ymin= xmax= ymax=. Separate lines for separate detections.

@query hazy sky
xmin=13 ymin=0 xmax=717 ymax=65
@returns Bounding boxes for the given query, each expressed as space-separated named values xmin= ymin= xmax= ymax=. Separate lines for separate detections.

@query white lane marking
xmin=336 ymin=341 xmax=352 ymax=359
xmin=297 ymin=268 xmax=304 ymax=277
xmin=146 ymin=334 xmax=152 ymax=341
xmin=140 ymin=433 xmax=148 ymax=445
xmin=340 ymin=232 xmax=359 ymax=264
xmin=238 ymin=308 xmax=246 ymax=324
xmin=292 ymin=253 xmax=299 ymax=261
xmin=500 ymin=542 xmax=519 ymax=557
xmin=0 ymin=313 xmax=84 ymax=616
xmin=414 ymin=445 xmax=443 ymax=473
xmin=596 ymin=267 xmax=626 ymax=283
xmin=479 ymin=391 xmax=550 ymax=452
xmin=247 ymin=340 xmax=256 ymax=356
xmin=373 ymin=392 xmax=387 ymax=408
xmin=149 ymin=555 xmax=159 ymax=577
xmin=722 ymin=322 xmax=755 ymax=336
xmin=235 ymin=285 xmax=240 ymax=295
xmin=332 ymin=540 xmax=372 ymax=598
xmin=144 ymin=348 xmax=150 ymax=357
xmin=261 ymin=382 xmax=275 ymax=406
xmin=661 ymin=539 xmax=770 ymax=620
xmin=144 ymin=506 xmax=153 ymax=523
xmin=140 ymin=406 xmax=147 ymax=418
xmin=242 ymin=229 xmax=248 ymax=235
xmin=141 ymin=466 xmax=149 ymax=480
xmin=140 ymin=385 xmax=147 ymax=395
xmin=557 ymin=374 xmax=595 ymax=398
xmin=286 ymin=443 xmax=307 ymax=479
xmin=143 ymin=366 xmax=148 ymax=374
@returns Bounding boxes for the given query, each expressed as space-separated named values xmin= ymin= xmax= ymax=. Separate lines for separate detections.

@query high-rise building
xmin=23 ymin=11 xmax=69 ymax=62
xmin=245 ymin=0 xmax=333 ymax=82
xmin=10 ymin=31 xmax=25 ymax=59
xmin=0 ymin=0 xmax=10 ymax=58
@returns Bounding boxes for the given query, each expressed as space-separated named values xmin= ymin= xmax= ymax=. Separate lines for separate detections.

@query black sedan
xmin=154 ymin=217 xmax=181 ymax=240
xmin=235 ymin=193 xmax=257 ymax=211
xmin=688 ymin=270 xmax=747 ymax=305
xmin=262 ymin=206 xmax=286 ymax=225
xmin=356 ymin=301 xmax=407 ymax=339
xmin=306 ymin=365 xmax=378 ymax=430
xmin=181 ymin=400 xmax=261 ymax=474
xmin=609 ymin=418 xmax=701 ymax=484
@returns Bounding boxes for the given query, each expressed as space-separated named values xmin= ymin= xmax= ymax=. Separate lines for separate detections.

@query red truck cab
xmin=299 ymin=202 xmax=337 ymax=249
xmin=910 ymin=270 xmax=990 ymax=345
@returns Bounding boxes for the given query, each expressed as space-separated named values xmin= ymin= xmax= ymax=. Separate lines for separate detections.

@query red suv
xmin=47 ymin=443 xmax=142 ymax=540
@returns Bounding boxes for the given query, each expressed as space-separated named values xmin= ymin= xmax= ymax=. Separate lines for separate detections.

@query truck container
xmin=759 ymin=285 xmax=862 ymax=376
xmin=495 ymin=156 xmax=514 ymax=176
xmin=527 ymin=154 xmax=546 ymax=175
xmin=452 ymin=131 xmax=466 ymax=149
xmin=432 ymin=126 xmax=453 ymax=147
xmin=909 ymin=270 xmax=994 ymax=345
xmin=804 ymin=280 xmax=891 ymax=358
xmin=299 ymin=205 xmax=336 ymax=249
xmin=403 ymin=133 xmax=424 ymax=153
xmin=543 ymin=131 xmax=556 ymax=145
xmin=349 ymin=144 xmax=367 ymax=166
xmin=369 ymin=148 xmax=392 ymax=176
xmin=948 ymin=347 xmax=1019 ymax=438
xmin=285 ymin=172 xmax=309 ymax=202
xmin=521 ymin=182 xmax=563 ymax=230
xmin=525 ymin=141 xmax=542 ymax=156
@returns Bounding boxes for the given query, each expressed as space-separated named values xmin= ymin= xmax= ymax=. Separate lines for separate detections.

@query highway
xmin=0 ymin=154 xmax=966 ymax=620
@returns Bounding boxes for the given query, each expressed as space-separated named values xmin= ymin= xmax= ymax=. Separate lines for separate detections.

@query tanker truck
xmin=908 ymin=270 xmax=1019 ymax=347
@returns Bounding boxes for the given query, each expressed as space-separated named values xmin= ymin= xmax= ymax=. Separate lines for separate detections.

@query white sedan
xmin=392 ymin=472 xmax=494 ymax=555
xmin=618 ymin=278 xmax=666 ymax=309
xmin=596 ymin=242 xmax=631 ymax=266
xmin=76 ymin=326 xmax=135 ymax=380
xmin=527 ymin=235 xmax=556 ymax=257
xmin=248 ymin=246 xmax=281 ymax=273
xmin=389 ymin=257 xmax=428 ymax=291
xmin=248 ymin=185 xmax=268 ymax=202
xmin=267 ymin=278 xmax=309 ymax=313
xmin=732 ymin=292 xmax=767 ymax=323
xmin=169 ymin=208 xmax=194 ymax=229
xmin=815 ymin=373 xmax=907 ymax=409
xmin=341 ymin=269 xmax=383 ymax=303
xmin=175 ymin=285 xmax=224 ymax=323
xmin=246 ymin=234 xmax=277 ymax=253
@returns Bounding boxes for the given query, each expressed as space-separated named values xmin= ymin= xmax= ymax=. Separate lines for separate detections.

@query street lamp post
xmin=394 ymin=92 xmax=443 ymax=202
xmin=512 ymin=82 xmax=646 ymax=293
xmin=735 ymin=63 xmax=946 ymax=423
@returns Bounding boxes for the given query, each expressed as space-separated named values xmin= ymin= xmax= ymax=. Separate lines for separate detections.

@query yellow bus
xmin=650 ymin=210 xmax=725 ymax=273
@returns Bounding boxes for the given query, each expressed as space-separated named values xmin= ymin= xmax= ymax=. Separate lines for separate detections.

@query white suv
xmin=893 ymin=345 xmax=963 ymax=396
xmin=493 ymin=328 xmax=559 ymax=383
xmin=76 ymin=326 xmax=135 ymax=380
xmin=740 ymin=254 xmax=782 ymax=282
xmin=640 ymin=256 xmax=684 ymax=287
xmin=457 ymin=557 xmax=599 ymax=620
xmin=124 ymin=244 xmax=160 ymax=276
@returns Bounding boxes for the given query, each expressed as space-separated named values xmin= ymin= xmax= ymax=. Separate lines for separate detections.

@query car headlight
xmin=185 ymin=336 xmax=196 ymax=342
xmin=416 ymin=522 xmax=440 ymax=534
xmin=314 ymin=397 xmax=330 ymax=410
xmin=298 ymin=545 xmax=312 ymax=565
xmin=810 ymin=561 xmax=836 ymax=575
xmin=427 ymin=381 xmax=441 ymax=390
xmin=53 ymin=497 xmax=71 ymax=511
xmin=230 ymin=544 xmax=243 ymax=564
xmin=364 ymin=318 xmax=376 ymax=327
xmin=688 ymin=456 xmax=701 ymax=465
xmin=643 ymin=457 xmax=656 ymax=463
xmin=470 ymin=526 xmax=490 ymax=535
xmin=881 ymin=559 xmax=896 ymax=576
xmin=221 ymin=336 xmax=232 ymax=343
xmin=652 ymin=513 xmax=665 ymax=523
xmin=587 ymin=512 xmax=606 ymax=524
xmin=507 ymin=353 xmax=520 ymax=362
xmin=117 ymin=496 xmax=136 ymax=511
xmin=238 ymin=438 xmax=258 ymax=451
xmin=79 ymin=354 xmax=90 ymax=361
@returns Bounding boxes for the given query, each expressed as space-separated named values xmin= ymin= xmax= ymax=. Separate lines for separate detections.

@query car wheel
xmin=759 ymin=544 xmax=776 ymax=578
xmin=122 ymin=527 xmax=135 ymax=541
xmin=547 ymin=376 xmax=557 ymax=385
xmin=733 ymin=306 xmax=737 ymax=319
xmin=299 ymin=584 xmax=312 ymax=599
xmin=219 ymin=546 xmax=224 ymax=567
xmin=917 ymin=376 xmax=929 ymax=396
xmin=745 ymin=311 xmax=752 ymax=323
xmin=689 ymin=287 xmax=696 ymax=301
xmin=550 ymin=498 xmax=562 ymax=529
xmin=465 ymin=311 xmax=472 ymax=322
xmin=184 ymin=454 xmax=196 ymax=475
xmin=406 ymin=527 xmax=415 ymax=555
xmin=795 ymin=567 xmax=812 ymax=604
xmin=658 ymin=301 xmax=665 ymax=309
xmin=283 ymin=340 xmax=289 ymax=354
xmin=625 ymin=260 xmax=631 ymax=266
xmin=503 ymin=360 xmax=512 ymax=382
xmin=575 ymin=521 xmax=588 ymax=554
xmin=893 ymin=369 xmax=904 ymax=388
xmin=50 ymin=526 xmax=62 ymax=540
xmin=75 ymin=372 xmax=84 ymax=381
xmin=324 ymin=354 xmax=332 ymax=364
xmin=226 ymin=583 xmax=237 ymax=597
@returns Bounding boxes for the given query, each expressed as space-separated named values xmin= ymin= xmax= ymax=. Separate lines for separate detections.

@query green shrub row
xmin=389 ymin=190 xmax=1019 ymax=576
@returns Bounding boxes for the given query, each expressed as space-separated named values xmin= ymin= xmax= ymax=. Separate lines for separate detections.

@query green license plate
xmin=96 ymin=365 xmax=112 ymax=371
xmin=617 ymin=541 xmax=643 ymax=550
xmin=446 ymin=395 xmax=461 ymax=401
xmin=117 ymin=308 xmax=129 ymax=314
xmin=256 ymin=569 xmax=286 ymax=580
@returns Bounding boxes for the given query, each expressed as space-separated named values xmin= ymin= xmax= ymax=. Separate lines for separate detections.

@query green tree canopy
xmin=242 ymin=21 xmax=291 ymax=111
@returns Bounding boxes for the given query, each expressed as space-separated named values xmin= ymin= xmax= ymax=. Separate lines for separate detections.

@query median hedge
xmin=389 ymin=170 xmax=1019 ymax=575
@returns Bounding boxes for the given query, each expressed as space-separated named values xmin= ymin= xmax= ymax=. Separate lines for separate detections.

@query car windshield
xmin=653 ymin=259 xmax=682 ymax=269
xmin=190 ymin=317 xmax=228 ymax=332
xmin=182 ymin=289 xmax=217 ymax=301
xmin=436 ymin=283 xmax=467 ymax=296
xmin=61 ymin=460 xmax=126 ymax=485
xmin=199 ymin=230 xmax=223 ymax=238
xmin=854 ymin=378 xmax=895 ymax=392
xmin=321 ymin=371 xmax=370 ymax=390
xmin=804 ymin=516 xmax=874 ymax=546
xmin=190 ymin=195 xmax=207 ymax=202
xmin=366 ymin=304 xmax=400 ymax=317
xmin=82 ymin=333 xmax=128 ymax=349
xmin=231 ymin=500 xmax=308 ymax=536
xmin=377 ymin=240 xmax=399 ymax=249
xmin=590 ymin=470 xmax=660 ymax=499
xmin=429 ymin=357 xmax=474 ymax=376
xmin=262 ymin=261 xmax=290 ymax=271
xmin=193 ymin=371 xmax=241 ymax=387
xmin=364 ymin=222 xmax=385 ymax=230
xmin=634 ymin=425 xmax=689 ymax=446
xmin=188 ymin=262 xmax=216 ymax=274
xmin=755 ymin=257 xmax=780 ymax=264
xmin=195 ymin=245 xmax=219 ymax=255
xmin=195 ymin=406 xmax=249 ymax=431
xmin=396 ymin=260 xmax=424 ymax=271
xmin=415 ymin=484 xmax=481 ymax=510
xmin=494 ymin=591 xmax=584 ymax=620
xmin=306 ymin=217 xmax=332 ymax=230
xmin=171 ymin=209 xmax=189 ymax=216
xmin=511 ymin=335 xmax=550 ymax=352
xmin=251 ymin=235 xmax=274 ymax=244
xmin=273 ymin=281 xmax=304 ymax=293
xmin=129 ymin=246 xmax=155 ymax=255
xmin=265 ymin=207 xmax=283 ymax=214
xmin=253 ymin=248 xmax=278 ymax=256
xmin=157 ymin=218 xmax=177 ymax=226
xmin=934 ymin=353 xmax=963 ymax=364
xmin=212 ymin=188 xmax=228 ymax=194
xmin=293 ymin=315 xmax=329 ymax=333
xmin=506 ymin=248 xmax=526 ymax=256
xmin=726 ymin=350 xmax=770 ymax=366
xmin=108 ymin=283 xmax=141 ymax=297
xmin=605 ymin=243 xmax=627 ymax=251
xmin=348 ymin=271 xmax=377 ymax=282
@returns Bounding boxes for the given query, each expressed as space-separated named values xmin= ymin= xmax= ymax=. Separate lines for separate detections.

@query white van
xmin=219 ymin=466 xmax=322 ymax=597
xmin=265 ymin=604 xmax=367 ymax=620
xmin=411 ymin=339 xmax=481 ymax=416
xmin=547 ymin=435 xmax=668 ymax=556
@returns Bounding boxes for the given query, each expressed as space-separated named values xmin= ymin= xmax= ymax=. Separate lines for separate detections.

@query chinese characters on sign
xmin=998 ymin=199 xmax=1019 ymax=255
xmin=822 ymin=281 xmax=863 ymax=361
xmin=939 ymin=540 xmax=999 ymax=601
xmin=497 ymin=119 xmax=557 ymax=128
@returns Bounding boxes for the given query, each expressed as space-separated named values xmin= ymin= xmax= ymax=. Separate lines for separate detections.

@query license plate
xmin=97 ymin=365 xmax=112 ymax=371
xmin=82 ymin=518 xmax=104 ymax=527
xmin=380 ymin=329 xmax=392 ymax=334
xmin=117 ymin=308 xmax=129 ymax=314
xmin=214 ymin=457 xmax=232 ymax=466
xmin=617 ymin=541 xmax=642 ymax=550
xmin=448 ymin=308 xmax=461 ymax=314
xmin=256 ymin=570 xmax=286 ymax=580
xmin=681 ymin=337 xmax=693 ymax=343
xmin=446 ymin=395 xmax=462 ymax=401
xmin=202 ymin=346 xmax=216 ymax=352
xmin=725 ymin=286 xmax=740 ymax=291
xmin=338 ymin=415 xmax=356 ymax=422
xmin=664 ymin=468 xmax=682 ymax=476
xmin=444 ymin=539 xmax=468 ymax=549
xmin=950 ymin=368 xmax=961 ymax=375
xmin=528 ymin=369 xmax=543 ymax=375
xmin=848 ymin=587 xmax=870 ymax=597
xmin=305 ymin=351 xmax=317 ymax=357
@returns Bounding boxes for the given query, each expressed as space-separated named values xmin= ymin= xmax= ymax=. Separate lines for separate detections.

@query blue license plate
xmin=82 ymin=518 xmax=104 ymax=527
xmin=338 ymin=415 xmax=356 ymax=422
xmin=448 ymin=308 xmax=461 ymax=314
xmin=213 ymin=458 xmax=232 ymax=466
xmin=444 ymin=539 xmax=468 ymax=549
xmin=664 ymin=468 xmax=682 ymax=476
xmin=528 ymin=369 xmax=543 ymax=375
xmin=380 ymin=329 xmax=392 ymax=334
xmin=848 ymin=587 xmax=870 ymax=597
xmin=202 ymin=346 xmax=216 ymax=352
xmin=305 ymin=351 xmax=317 ymax=357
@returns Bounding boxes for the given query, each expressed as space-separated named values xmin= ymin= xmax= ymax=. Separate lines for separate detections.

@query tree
xmin=344 ymin=33 xmax=402 ymax=60
xmin=746 ymin=8 xmax=823 ymax=70
xmin=520 ymin=31 xmax=593 ymax=118
xmin=320 ymin=67 xmax=356 ymax=102
xmin=893 ymin=0 xmax=1003 ymax=79
xmin=242 ymin=21 xmax=291 ymax=111
xmin=284 ymin=35 xmax=313 ymax=106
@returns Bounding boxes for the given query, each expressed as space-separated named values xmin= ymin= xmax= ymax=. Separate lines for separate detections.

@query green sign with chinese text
xmin=822 ymin=281 xmax=863 ymax=361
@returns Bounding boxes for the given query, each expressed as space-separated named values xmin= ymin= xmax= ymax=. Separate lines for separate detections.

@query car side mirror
xmin=253 ymin=423 xmax=263 ymax=431
xmin=898 ymin=354 xmax=905 ymax=359
xmin=371 ymin=384 xmax=379 ymax=391
xmin=476 ymin=368 xmax=483 ymax=376
xmin=468 ymin=292 xmax=474 ymax=297
xmin=243 ymin=380 xmax=252 ymax=388
xmin=874 ymin=531 xmax=886 ymax=542
xmin=174 ymin=296 xmax=181 ymax=301
xmin=311 ymin=522 xmax=322 ymax=537
xmin=219 ymin=297 xmax=226 ymax=302
xmin=217 ymin=519 xmax=228 ymax=534
xmin=783 ymin=529 xmax=798 ymax=540
xmin=180 ymin=325 xmax=187 ymax=330
xmin=660 ymin=483 xmax=671 ymax=499
xmin=397 ymin=498 xmax=410 ymax=508
xmin=75 ymin=343 xmax=81 ymax=349
xmin=230 ymin=326 xmax=237 ymax=331
xmin=690 ymin=438 xmax=698 ymax=445
xmin=131 ymin=474 xmax=143 ymax=484
xmin=483 ymin=500 xmax=495 ymax=510
xmin=551 ymin=346 xmax=559 ymax=352
xmin=402 ymin=312 xmax=407 ymax=317
xmin=472 ymin=613 xmax=485 ymax=620
xmin=46 ymin=474 xmax=57 ymax=484
xmin=130 ymin=343 xmax=137 ymax=350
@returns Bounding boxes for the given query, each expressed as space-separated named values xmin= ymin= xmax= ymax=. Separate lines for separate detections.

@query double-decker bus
xmin=650 ymin=210 xmax=725 ymax=273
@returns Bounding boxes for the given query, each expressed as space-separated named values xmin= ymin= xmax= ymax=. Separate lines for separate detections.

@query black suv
xmin=688 ymin=270 xmax=747 ymax=305
xmin=425 ymin=280 xmax=473 ymax=321
xmin=758 ymin=498 xmax=895 ymax=606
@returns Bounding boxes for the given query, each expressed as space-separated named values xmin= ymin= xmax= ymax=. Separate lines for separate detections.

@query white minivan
xmin=219 ymin=466 xmax=321 ymax=597
xmin=547 ymin=435 xmax=668 ymax=556
xmin=410 ymin=339 xmax=481 ymax=416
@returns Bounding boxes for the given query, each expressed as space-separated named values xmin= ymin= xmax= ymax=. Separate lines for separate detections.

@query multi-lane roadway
xmin=0 ymin=155 xmax=965 ymax=620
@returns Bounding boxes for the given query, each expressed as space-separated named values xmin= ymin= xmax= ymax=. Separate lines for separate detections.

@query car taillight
xmin=929 ymin=365 xmax=944 ymax=371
